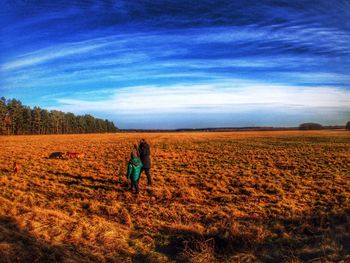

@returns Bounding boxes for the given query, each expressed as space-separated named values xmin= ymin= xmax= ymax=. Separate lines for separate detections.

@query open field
xmin=0 ymin=131 xmax=349 ymax=262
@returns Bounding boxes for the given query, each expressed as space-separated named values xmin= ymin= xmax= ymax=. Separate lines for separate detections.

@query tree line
xmin=0 ymin=97 xmax=118 ymax=135
xmin=299 ymin=122 xmax=350 ymax=130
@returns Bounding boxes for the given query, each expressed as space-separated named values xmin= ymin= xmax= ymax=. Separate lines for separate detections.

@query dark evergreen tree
xmin=0 ymin=97 xmax=6 ymax=134
xmin=22 ymin=106 xmax=32 ymax=134
xmin=32 ymin=107 xmax=42 ymax=134
xmin=40 ymin=109 xmax=50 ymax=134
xmin=65 ymin=112 xmax=77 ymax=134
xmin=7 ymin=99 xmax=23 ymax=135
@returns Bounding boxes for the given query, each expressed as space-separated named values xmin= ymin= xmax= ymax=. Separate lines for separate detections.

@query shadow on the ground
xmin=152 ymin=208 xmax=350 ymax=262
xmin=0 ymin=216 xmax=75 ymax=263
xmin=0 ymin=215 xmax=135 ymax=263
xmin=62 ymin=180 xmax=119 ymax=191
xmin=49 ymin=170 xmax=117 ymax=184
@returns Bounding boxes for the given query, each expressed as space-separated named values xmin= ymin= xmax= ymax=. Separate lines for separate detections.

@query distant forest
xmin=0 ymin=97 xmax=118 ymax=135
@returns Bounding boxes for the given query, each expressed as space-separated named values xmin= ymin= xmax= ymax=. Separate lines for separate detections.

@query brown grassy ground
xmin=0 ymin=131 xmax=349 ymax=262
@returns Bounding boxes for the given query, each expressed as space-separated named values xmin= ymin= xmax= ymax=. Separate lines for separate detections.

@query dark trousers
xmin=141 ymin=168 xmax=152 ymax=185
xmin=130 ymin=178 xmax=140 ymax=193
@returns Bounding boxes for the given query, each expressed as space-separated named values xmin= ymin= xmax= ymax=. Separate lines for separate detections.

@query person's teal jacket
xmin=127 ymin=158 xmax=143 ymax=181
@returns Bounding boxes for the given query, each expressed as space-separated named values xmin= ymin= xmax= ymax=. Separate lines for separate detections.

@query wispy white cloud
xmin=280 ymin=72 xmax=350 ymax=83
xmin=3 ymin=17 xmax=350 ymax=74
xmin=50 ymin=84 xmax=350 ymax=115
xmin=0 ymin=37 xmax=117 ymax=71
xmin=192 ymin=24 xmax=350 ymax=55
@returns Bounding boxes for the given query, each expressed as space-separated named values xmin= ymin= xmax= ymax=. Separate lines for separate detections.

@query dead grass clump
xmin=166 ymin=223 xmax=205 ymax=236
xmin=239 ymin=186 xmax=254 ymax=196
xmin=209 ymin=220 xmax=270 ymax=253
xmin=99 ymin=203 xmax=120 ymax=218
xmin=0 ymin=243 xmax=14 ymax=262
xmin=151 ymin=187 xmax=172 ymax=200
xmin=13 ymin=161 xmax=21 ymax=175
xmin=133 ymin=251 xmax=170 ymax=263
xmin=182 ymin=238 xmax=216 ymax=263
xmin=263 ymin=183 xmax=284 ymax=195
xmin=226 ymin=253 xmax=260 ymax=263
xmin=120 ymin=208 xmax=132 ymax=227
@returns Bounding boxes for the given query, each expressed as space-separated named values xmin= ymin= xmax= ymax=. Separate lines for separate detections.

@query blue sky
xmin=1 ymin=0 xmax=350 ymax=129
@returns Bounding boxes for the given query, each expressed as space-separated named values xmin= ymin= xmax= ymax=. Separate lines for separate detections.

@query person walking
xmin=126 ymin=151 xmax=143 ymax=194
xmin=138 ymin=139 xmax=152 ymax=186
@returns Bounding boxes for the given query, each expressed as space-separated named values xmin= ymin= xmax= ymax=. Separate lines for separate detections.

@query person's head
xmin=131 ymin=151 xmax=138 ymax=159
xmin=139 ymin=138 xmax=146 ymax=144
xmin=131 ymin=144 xmax=139 ymax=158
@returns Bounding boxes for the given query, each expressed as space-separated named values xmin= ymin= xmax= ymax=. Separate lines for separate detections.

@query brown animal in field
xmin=66 ymin=152 xmax=85 ymax=159
xmin=49 ymin=152 xmax=65 ymax=159
xmin=13 ymin=161 xmax=21 ymax=174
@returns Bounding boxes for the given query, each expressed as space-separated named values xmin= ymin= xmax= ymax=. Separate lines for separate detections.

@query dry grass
xmin=0 ymin=131 xmax=349 ymax=262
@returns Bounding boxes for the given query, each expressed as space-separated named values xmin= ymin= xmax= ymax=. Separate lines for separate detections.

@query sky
xmin=1 ymin=0 xmax=350 ymax=129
